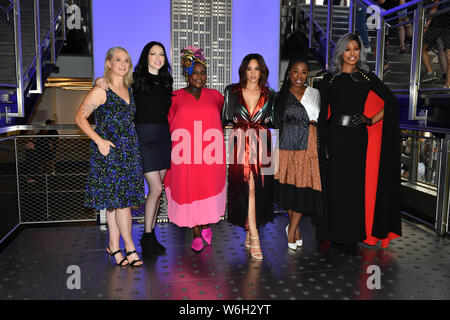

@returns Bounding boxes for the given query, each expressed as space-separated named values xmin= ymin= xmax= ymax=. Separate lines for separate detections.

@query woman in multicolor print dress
xmin=273 ymin=56 xmax=322 ymax=251
xmin=75 ymin=47 xmax=145 ymax=267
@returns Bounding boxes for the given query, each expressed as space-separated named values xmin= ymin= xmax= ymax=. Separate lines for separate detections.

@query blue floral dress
xmin=85 ymin=88 xmax=145 ymax=210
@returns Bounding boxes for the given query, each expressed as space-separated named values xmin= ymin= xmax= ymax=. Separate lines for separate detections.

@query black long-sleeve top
xmin=133 ymin=74 xmax=172 ymax=125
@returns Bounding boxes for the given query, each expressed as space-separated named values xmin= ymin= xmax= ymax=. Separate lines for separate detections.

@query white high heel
xmin=286 ymin=225 xmax=298 ymax=250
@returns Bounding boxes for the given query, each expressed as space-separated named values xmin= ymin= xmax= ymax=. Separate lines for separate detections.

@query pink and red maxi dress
xmin=164 ymin=88 xmax=226 ymax=227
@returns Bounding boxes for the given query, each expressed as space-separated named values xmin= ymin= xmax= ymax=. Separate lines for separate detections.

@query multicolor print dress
xmin=274 ymin=87 xmax=322 ymax=216
xmin=85 ymin=88 xmax=145 ymax=210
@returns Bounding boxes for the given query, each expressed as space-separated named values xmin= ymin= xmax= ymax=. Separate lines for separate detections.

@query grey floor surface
xmin=1 ymin=214 xmax=449 ymax=300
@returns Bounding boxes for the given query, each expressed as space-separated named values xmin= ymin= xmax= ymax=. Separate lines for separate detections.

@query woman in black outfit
xmin=316 ymin=34 xmax=401 ymax=254
xmin=96 ymin=41 xmax=173 ymax=258
xmin=133 ymin=42 xmax=173 ymax=258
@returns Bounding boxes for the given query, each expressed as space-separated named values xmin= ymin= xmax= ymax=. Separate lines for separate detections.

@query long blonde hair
xmin=103 ymin=46 xmax=134 ymax=87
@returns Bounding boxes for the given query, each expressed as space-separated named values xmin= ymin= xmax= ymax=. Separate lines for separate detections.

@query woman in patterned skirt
xmin=75 ymin=47 xmax=145 ymax=267
xmin=274 ymin=56 xmax=322 ymax=250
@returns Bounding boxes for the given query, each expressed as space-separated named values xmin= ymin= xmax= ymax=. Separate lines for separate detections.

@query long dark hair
xmin=133 ymin=41 xmax=173 ymax=93
xmin=274 ymin=56 xmax=309 ymax=128
xmin=238 ymin=53 xmax=269 ymax=89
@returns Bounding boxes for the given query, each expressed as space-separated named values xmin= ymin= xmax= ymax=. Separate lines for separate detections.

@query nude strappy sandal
xmin=247 ymin=234 xmax=263 ymax=260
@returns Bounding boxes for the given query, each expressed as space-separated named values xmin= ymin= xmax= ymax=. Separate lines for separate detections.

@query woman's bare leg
xmin=115 ymin=207 xmax=142 ymax=266
xmin=192 ymin=225 xmax=201 ymax=238
xmin=106 ymin=209 xmax=128 ymax=265
xmin=288 ymin=211 xmax=303 ymax=243
xmin=247 ymin=172 xmax=262 ymax=258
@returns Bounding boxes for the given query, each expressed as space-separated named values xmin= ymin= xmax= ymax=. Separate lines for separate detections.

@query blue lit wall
xmin=232 ymin=0 xmax=280 ymax=90
xmin=92 ymin=0 xmax=171 ymax=80
xmin=92 ymin=0 xmax=280 ymax=89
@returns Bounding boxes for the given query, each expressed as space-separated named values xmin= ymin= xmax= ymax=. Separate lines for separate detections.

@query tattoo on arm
xmin=81 ymin=102 xmax=98 ymax=118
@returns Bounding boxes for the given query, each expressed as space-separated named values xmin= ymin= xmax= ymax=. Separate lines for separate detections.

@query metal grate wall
xmin=2 ymin=128 xmax=167 ymax=231
xmin=0 ymin=137 xmax=19 ymax=242
xmin=16 ymin=134 xmax=96 ymax=223
xmin=0 ymin=0 xmax=16 ymax=86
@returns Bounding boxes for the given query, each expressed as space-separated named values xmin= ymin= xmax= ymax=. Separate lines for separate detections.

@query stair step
xmin=383 ymin=83 xmax=410 ymax=90
xmin=383 ymin=72 xmax=413 ymax=83
xmin=314 ymin=20 xmax=349 ymax=27
xmin=302 ymin=4 xmax=350 ymax=13
xmin=315 ymin=14 xmax=350 ymax=22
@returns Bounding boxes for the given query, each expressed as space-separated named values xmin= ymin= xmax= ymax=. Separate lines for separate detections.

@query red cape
xmin=320 ymin=71 xmax=402 ymax=248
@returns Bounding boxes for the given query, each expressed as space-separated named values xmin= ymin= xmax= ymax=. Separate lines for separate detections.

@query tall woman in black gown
xmin=222 ymin=54 xmax=276 ymax=260
xmin=317 ymin=33 xmax=401 ymax=252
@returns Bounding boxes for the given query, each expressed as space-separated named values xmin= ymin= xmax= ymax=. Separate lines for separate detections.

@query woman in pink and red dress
xmin=164 ymin=46 xmax=226 ymax=252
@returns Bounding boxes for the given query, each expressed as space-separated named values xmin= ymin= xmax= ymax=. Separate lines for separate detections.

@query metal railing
xmin=356 ymin=0 xmax=450 ymax=121
xmin=298 ymin=0 xmax=450 ymax=123
xmin=0 ymin=125 xmax=170 ymax=244
xmin=0 ymin=0 xmax=13 ymax=20
xmin=0 ymin=0 xmax=68 ymax=124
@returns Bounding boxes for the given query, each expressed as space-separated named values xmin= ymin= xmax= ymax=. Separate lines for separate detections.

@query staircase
xmin=301 ymin=4 xmax=447 ymax=92
xmin=0 ymin=0 xmax=66 ymax=126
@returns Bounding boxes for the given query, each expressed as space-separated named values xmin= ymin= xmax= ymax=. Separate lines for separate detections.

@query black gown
xmin=222 ymin=84 xmax=276 ymax=228
xmin=316 ymin=70 xmax=402 ymax=247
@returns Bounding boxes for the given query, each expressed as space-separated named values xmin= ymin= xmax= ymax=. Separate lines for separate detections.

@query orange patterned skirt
xmin=274 ymin=125 xmax=323 ymax=214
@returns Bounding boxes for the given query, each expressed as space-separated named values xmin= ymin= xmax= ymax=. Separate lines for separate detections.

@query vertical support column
xmin=349 ymin=0 xmax=356 ymax=34
xmin=30 ymin=0 xmax=42 ymax=94
xmin=408 ymin=4 xmax=426 ymax=121
xmin=375 ymin=14 xmax=385 ymax=79
xmin=325 ymin=0 xmax=333 ymax=70
xmin=60 ymin=0 xmax=66 ymax=41
xmin=13 ymin=0 xmax=24 ymax=119
xmin=14 ymin=137 xmax=22 ymax=224
xmin=49 ymin=0 xmax=56 ymax=63
xmin=309 ymin=0 xmax=315 ymax=49
xmin=410 ymin=136 xmax=419 ymax=183
xmin=435 ymin=135 xmax=450 ymax=236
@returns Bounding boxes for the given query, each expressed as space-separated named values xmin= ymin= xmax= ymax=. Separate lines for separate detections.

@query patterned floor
xmin=0 ymin=214 xmax=449 ymax=300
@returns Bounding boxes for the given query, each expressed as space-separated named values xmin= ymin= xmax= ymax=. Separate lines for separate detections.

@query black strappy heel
xmin=125 ymin=249 xmax=143 ymax=267
xmin=106 ymin=247 xmax=128 ymax=266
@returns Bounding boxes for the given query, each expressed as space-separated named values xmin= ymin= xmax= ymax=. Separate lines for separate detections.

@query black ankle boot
xmin=140 ymin=233 xmax=156 ymax=259
xmin=149 ymin=230 xmax=166 ymax=254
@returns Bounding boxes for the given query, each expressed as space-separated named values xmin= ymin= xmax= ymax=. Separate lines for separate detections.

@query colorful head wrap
xmin=180 ymin=45 xmax=206 ymax=79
